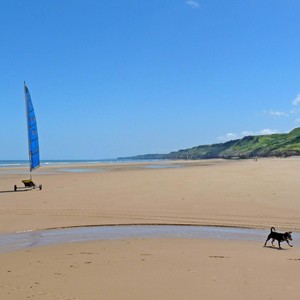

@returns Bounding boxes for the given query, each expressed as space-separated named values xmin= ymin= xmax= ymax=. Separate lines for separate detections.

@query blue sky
xmin=1 ymin=0 xmax=300 ymax=159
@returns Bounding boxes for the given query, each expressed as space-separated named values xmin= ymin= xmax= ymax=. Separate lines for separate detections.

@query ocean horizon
xmin=0 ymin=158 xmax=168 ymax=169
xmin=0 ymin=159 xmax=123 ymax=168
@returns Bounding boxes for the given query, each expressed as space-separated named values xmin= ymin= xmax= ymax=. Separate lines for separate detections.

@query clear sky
xmin=1 ymin=0 xmax=300 ymax=160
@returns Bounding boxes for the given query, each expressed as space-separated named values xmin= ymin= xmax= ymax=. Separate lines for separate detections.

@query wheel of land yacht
xmin=39 ymin=184 xmax=42 ymax=190
xmin=14 ymin=185 xmax=17 ymax=191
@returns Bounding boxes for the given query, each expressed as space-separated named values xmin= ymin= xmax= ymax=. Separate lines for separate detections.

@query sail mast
xmin=24 ymin=81 xmax=31 ymax=177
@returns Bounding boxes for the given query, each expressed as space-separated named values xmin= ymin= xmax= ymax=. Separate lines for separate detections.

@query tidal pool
xmin=0 ymin=225 xmax=298 ymax=254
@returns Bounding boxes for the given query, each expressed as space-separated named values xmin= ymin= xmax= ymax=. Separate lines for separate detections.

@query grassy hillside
xmin=126 ymin=128 xmax=300 ymax=160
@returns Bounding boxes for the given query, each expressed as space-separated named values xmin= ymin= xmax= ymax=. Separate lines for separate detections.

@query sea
xmin=0 ymin=159 xmax=178 ymax=174
xmin=0 ymin=159 xmax=127 ymax=168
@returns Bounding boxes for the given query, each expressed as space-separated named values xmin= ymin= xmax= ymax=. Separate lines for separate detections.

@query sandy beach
xmin=1 ymin=158 xmax=300 ymax=299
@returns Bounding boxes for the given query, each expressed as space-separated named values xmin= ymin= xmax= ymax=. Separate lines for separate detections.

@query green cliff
xmin=126 ymin=128 xmax=300 ymax=160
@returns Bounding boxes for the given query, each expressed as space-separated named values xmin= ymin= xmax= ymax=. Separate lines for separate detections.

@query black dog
xmin=264 ymin=227 xmax=293 ymax=249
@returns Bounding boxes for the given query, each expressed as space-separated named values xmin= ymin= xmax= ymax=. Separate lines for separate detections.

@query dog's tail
xmin=271 ymin=227 xmax=276 ymax=232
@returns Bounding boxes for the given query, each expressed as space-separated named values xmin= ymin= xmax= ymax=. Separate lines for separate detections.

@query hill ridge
xmin=123 ymin=128 xmax=300 ymax=160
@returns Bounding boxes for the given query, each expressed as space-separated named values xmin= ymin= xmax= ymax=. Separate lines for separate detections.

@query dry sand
xmin=1 ymin=158 xmax=300 ymax=299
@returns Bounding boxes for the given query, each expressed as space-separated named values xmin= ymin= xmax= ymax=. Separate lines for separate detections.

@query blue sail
xmin=24 ymin=83 xmax=40 ymax=171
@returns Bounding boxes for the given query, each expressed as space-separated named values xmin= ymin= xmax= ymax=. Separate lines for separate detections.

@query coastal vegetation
xmin=126 ymin=128 xmax=300 ymax=160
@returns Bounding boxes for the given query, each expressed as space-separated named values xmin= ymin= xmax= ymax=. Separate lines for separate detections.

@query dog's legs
xmin=286 ymin=240 xmax=293 ymax=247
xmin=264 ymin=237 xmax=271 ymax=247
xmin=278 ymin=241 xmax=282 ymax=249
xmin=271 ymin=239 xmax=275 ymax=246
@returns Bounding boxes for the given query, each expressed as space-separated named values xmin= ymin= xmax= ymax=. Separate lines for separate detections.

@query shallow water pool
xmin=0 ymin=225 xmax=298 ymax=254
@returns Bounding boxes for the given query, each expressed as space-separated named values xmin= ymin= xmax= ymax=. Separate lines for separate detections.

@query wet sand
xmin=1 ymin=239 xmax=300 ymax=300
xmin=1 ymin=159 xmax=300 ymax=233
xmin=1 ymin=158 xmax=300 ymax=299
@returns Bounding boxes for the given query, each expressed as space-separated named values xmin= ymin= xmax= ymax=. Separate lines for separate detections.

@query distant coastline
xmin=4 ymin=128 xmax=300 ymax=168
xmin=122 ymin=127 xmax=300 ymax=160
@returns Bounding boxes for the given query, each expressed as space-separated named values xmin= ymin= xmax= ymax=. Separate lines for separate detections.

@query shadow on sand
xmin=263 ymin=245 xmax=290 ymax=251
xmin=0 ymin=189 xmax=30 ymax=193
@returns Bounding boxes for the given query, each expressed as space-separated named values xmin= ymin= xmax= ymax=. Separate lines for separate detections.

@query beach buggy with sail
xmin=14 ymin=82 xmax=42 ymax=191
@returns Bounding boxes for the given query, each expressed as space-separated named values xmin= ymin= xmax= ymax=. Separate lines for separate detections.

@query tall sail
xmin=24 ymin=82 xmax=40 ymax=171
